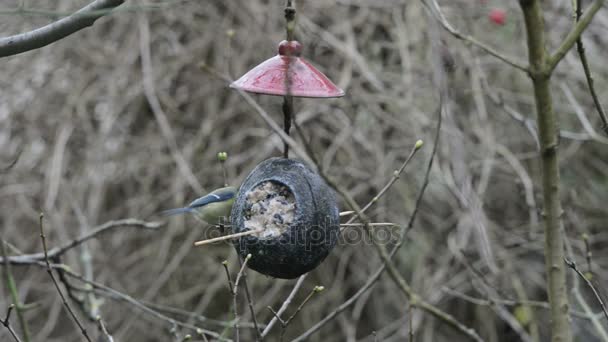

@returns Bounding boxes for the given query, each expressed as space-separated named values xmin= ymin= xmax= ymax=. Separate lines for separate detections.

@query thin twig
xmin=261 ymin=274 xmax=308 ymax=337
xmin=341 ymin=141 xmax=423 ymax=230
xmin=0 ymin=1 xmax=189 ymax=18
xmin=70 ymin=201 xmax=103 ymax=321
xmin=441 ymin=286 xmax=596 ymax=320
xmin=572 ymin=0 xmax=608 ymax=134
xmin=0 ymin=0 xmax=126 ymax=57
xmin=1 ymin=241 xmax=30 ymax=342
xmin=218 ymin=152 xmax=229 ymax=187
xmin=547 ymin=0 xmax=605 ymax=73
xmin=266 ymin=307 xmax=284 ymax=326
xmin=421 ymin=0 xmax=529 ymax=73
xmin=285 ymin=286 xmax=323 ymax=325
xmin=234 ymin=254 xmax=252 ymax=298
xmin=1 ymin=305 xmax=23 ymax=342
xmin=291 ymin=117 xmax=420 ymax=232
xmin=409 ymin=305 xmax=414 ymax=342
xmin=582 ymin=233 xmax=593 ymax=274
xmin=141 ymin=299 xmax=262 ymax=329
xmin=563 ymin=234 xmax=608 ymax=340
xmin=232 ymin=254 xmax=252 ymax=342
xmin=560 ymin=83 xmax=608 ymax=144
xmin=223 ymin=259 xmax=238 ymax=341
xmin=268 ymin=285 xmax=324 ymax=342
xmin=1 ymin=219 xmax=162 ymax=265
xmin=59 ymin=265 xmax=227 ymax=340
xmin=565 ymin=258 xmax=608 ymax=323
xmin=38 ymin=213 xmax=93 ymax=342
xmin=237 ymin=256 xmax=261 ymax=341
xmin=96 ymin=316 xmax=114 ymax=342
xmin=222 ymin=260 xmax=235 ymax=294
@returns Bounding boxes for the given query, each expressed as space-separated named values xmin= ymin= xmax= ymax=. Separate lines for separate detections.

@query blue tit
xmin=162 ymin=186 xmax=237 ymax=224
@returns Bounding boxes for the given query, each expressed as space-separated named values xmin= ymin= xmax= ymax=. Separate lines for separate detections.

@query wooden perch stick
xmin=194 ymin=229 xmax=264 ymax=247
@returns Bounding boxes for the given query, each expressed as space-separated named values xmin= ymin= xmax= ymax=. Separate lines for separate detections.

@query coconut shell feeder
xmin=230 ymin=158 xmax=340 ymax=279
xmin=227 ymin=1 xmax=344 ymax=278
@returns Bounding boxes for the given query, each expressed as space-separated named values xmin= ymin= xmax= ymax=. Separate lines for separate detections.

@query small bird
xmin=162 ymin=186 xmax=237 ymax=225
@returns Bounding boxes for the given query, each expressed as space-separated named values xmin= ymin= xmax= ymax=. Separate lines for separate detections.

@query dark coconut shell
xmin=231 ymin=158 xmax=340 ymax=279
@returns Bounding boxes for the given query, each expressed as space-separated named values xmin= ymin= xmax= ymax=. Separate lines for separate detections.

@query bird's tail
xmin=161 ymin=207 xmax=192 ymax=216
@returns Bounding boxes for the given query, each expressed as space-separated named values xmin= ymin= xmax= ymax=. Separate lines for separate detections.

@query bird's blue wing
xmin=188 ymin=188 xmax=235 ymax=209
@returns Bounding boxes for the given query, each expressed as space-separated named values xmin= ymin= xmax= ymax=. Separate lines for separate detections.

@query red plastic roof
xmin=230 ymin=40 xmax=345 ymax=98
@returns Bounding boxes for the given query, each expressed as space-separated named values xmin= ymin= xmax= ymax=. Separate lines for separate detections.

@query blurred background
xmin=1 ymin=0 xmax=608 ymax=341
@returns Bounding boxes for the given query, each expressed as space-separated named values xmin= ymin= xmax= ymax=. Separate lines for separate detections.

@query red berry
xmin=488 ymin=8 xmax=506 ymax=25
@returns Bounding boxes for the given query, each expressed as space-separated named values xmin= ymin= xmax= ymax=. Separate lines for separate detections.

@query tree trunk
xmin=520 ymin=1 xmax=572 ymax=341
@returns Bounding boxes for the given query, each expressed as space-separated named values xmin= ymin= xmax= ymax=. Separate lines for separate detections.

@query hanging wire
xmin=283 ymin=0 xmax=296 ymax=158
xmin=285 ymin=0 xmax=296 ymax=42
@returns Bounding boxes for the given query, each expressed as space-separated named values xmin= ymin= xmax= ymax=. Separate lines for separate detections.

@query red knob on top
xmin=278 ymin=40 xmax=302 ymax=57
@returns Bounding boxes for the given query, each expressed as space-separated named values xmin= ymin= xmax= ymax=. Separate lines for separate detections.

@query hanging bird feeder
xmin=230 ymin=158 xmax=340 ymax=279
xmin=226 ymin=1 xmax=344 ymax=279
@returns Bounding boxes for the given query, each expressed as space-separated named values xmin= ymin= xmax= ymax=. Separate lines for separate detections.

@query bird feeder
xmin=227 ymin=1 xmax=344 ymax=278
xmin=230 ymin=158 xmax=340 ymax=279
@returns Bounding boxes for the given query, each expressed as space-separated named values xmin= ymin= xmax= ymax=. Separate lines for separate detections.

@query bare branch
xmin=96 ymin=317 xmax=114 ymax=342
xmin=339 ymin=141 xmax=422 ymax=231
xmin=565 ymin=258 xmax=608 ymax=323
xmin=237 ymin=256 xmax=262 ymax=340
xmin=421 ymin=0 xmax=529 ymax=73
xmin=547 ymin=0 xmax=605 ymax=73
xmin=232 ymin=254 xmax=252 ymax=342
xmin=1 ymin=241 xmax=31 ymax=342
xmin=284 ymin=286 xmax=324 ymax=325
xmin=140 ymin=300 xmax=261 ymax=329
xmin=572 ymin=0 xmax=608 ymax=134
xmin=0 ymin=0 xmax=126 ymax=58
xmin=273 ymin=286 xmax=324 ymax=341
xmin=0 ymin=219 xmax=162 ymax=265
xmin=261 ymin=274 xmax=308 ymax=337
xmin=38 ymin=213 xmax=93 ymax=342
xmin=59 ymin=266 xmax=227 ymax=340
xmin=1 ymin=305 xmax=23 ymax=342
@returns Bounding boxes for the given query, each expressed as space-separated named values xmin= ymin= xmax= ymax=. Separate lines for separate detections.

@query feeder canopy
xmin=230 ymin=40 xmax=345 ymax=98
